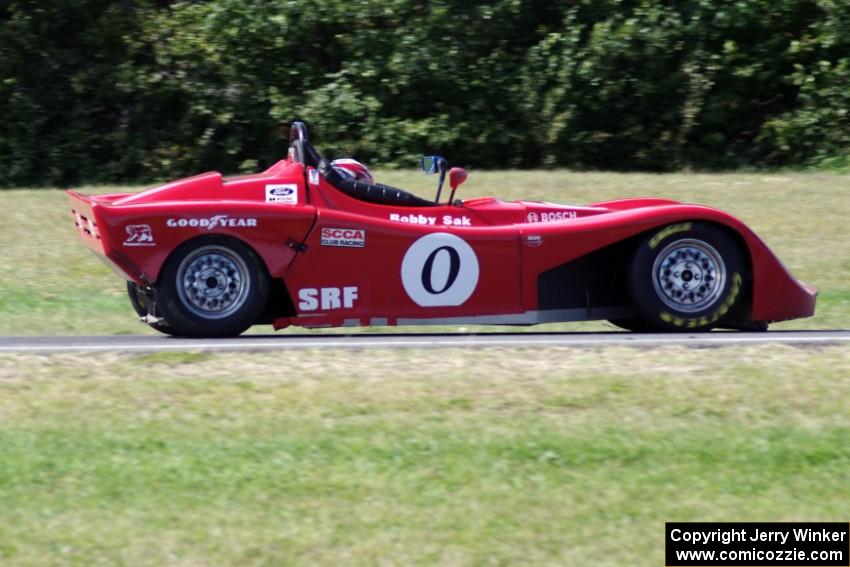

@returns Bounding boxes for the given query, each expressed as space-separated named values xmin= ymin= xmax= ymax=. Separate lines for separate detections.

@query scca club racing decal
xmin=320 ymin=227 xmax=366 ymax=248
xmin=401 ymin=233 xmax=479 ymax=307
xmin=123 ymin=224 xmax=155 ymax=247
xmin=265 ymin=184 xmax=298 ymax=204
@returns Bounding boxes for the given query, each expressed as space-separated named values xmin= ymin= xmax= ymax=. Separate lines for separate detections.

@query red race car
xmin=68 ymin=122 xmax=816 ymax=337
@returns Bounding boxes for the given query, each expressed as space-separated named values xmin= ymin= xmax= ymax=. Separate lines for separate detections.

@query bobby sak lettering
xmin=666 ymin=522 xmax=849 ymax=566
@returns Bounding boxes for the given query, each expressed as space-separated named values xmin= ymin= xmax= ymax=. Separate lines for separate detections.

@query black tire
xmin=627 ymin=222 xmax=746 ymax=332
xmin=155 ymin=237 xmax=269 ymax=337
xmin=127 ymin=281 xmax=180 ymax=336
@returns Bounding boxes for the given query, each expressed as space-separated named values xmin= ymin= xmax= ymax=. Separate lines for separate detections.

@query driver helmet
xmin=331 ymin=158 xmax=374 ymax=184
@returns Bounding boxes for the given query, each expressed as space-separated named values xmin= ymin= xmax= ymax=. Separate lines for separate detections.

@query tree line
xmin=1 ymin=0 xmax=849 ymax=187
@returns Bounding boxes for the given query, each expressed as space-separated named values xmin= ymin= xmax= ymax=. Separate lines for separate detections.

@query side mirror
xmin=420 ymin=156 xmax=439 ymax=174
xmin=448 ymin=167 xmax=468 ymax=203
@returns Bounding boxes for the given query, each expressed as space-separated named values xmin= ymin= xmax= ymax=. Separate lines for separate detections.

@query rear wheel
xmin=627 ymin=222 xmax=746 ymax=331
xmin=155 ymin=237 xmax=269 ymax=337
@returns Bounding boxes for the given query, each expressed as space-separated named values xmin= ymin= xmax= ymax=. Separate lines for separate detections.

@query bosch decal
xmin=265 ymin=184 xmax=298 ymax=204
xmin=320 ymin=228 xmax=366 ymax=248
xmin=123 ymin=224 xmax=155 ymax=246
xmin=166 ymin=215 xmax=257 ymax=229
xmin=527 ymin=210 xmax=577 ymax=223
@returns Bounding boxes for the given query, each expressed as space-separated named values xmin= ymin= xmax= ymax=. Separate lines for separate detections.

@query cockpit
xmin=288 ymin=121 xmax=450 ymax=208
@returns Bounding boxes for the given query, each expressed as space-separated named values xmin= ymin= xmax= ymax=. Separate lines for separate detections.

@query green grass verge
xmin=0 ymin=171 xmax=847 ymax=335
xmin=0 ymin=345 xmax=848 ymax=565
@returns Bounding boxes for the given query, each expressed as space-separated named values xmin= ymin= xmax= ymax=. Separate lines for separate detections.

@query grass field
xmin=0 ymin=171 xmax=848 ymax=335
xmin=1 ymin=345 xmax=849 ymax=566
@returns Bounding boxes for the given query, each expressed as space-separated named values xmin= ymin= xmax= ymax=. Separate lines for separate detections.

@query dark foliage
xmin=1 ymin=0 xmax=848 ymax=186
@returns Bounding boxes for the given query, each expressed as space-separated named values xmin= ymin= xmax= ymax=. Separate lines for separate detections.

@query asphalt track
xmin=0 ymin=331 xmax=848 ymax=354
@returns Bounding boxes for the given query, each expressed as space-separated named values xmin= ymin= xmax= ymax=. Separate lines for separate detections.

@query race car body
xmin=68 ymin=122 xmax=816 ymax=337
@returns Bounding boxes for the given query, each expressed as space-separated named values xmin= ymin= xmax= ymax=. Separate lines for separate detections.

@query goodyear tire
xmin=127 ymin=281 xmax=179 ymax=336
xmin=155 ymin=237 xmax=269 ymax=338
xmin=627 ymin=222 xmax=746 ymax=332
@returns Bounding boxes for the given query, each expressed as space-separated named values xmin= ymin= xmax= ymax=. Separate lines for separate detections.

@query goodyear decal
xmin=660 ymin=272 xmax=743 ymax=328
xmin=649 ymin=223 xmax=693 ymax=250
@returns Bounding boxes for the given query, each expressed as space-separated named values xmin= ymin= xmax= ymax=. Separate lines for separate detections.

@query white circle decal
xmin=401 ymin=233 xmax=479 ymax=307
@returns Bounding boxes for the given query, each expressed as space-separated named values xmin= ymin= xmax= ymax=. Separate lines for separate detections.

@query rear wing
xmin=68 ymin=190 xmax=106 ymax=255
xmin=68 ymin=190 xmax=146 ymax=284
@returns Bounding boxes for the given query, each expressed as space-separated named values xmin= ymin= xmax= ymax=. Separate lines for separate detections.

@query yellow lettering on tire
xmin=658 ymin=272 xmax=744 ymax=328
xmin=649 ymin=223 xmax=693 ymax=250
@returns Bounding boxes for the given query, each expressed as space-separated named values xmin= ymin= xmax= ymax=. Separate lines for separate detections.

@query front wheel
xmin=155 ymin=237 xmax=269 ymax=337
xmin=627 ymin=222 xmax=747 ymax=331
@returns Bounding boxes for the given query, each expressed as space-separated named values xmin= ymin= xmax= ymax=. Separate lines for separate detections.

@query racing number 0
xmin=401 ymin=233 xmax=479 ymax=307
xmin=421 ymin=245 xmax=461 ymax=295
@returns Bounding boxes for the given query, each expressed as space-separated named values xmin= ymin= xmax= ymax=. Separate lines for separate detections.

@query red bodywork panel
xmin=68 ymin=158 xmax=816 ymax=330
